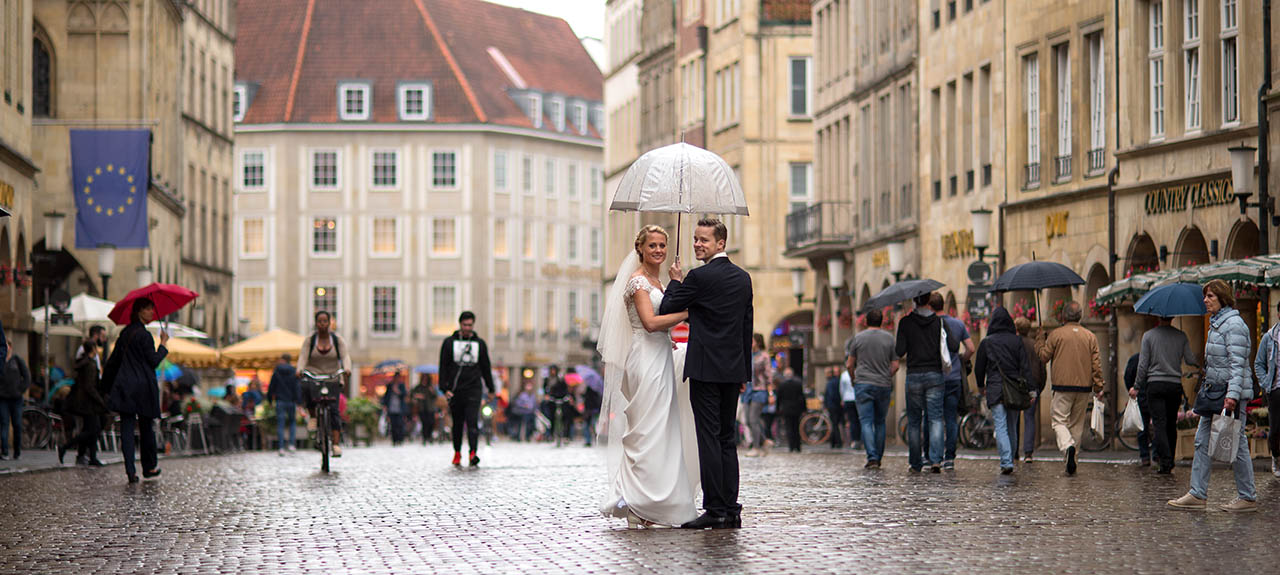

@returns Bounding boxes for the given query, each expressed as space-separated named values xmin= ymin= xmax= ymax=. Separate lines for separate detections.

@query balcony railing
xmin=1087 ymin=148 xmax=1106 ymax=174
xmin=1025 ymin=162 xmax=1041 ymax=187
xmin=1054 ymin=155 xmax=1072 ymax=182
xmin=785 ymin=202 xmax=856 ymax=252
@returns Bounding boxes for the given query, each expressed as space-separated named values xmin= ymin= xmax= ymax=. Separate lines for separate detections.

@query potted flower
xmin=345 ymin=396 xmax=381 ymax=446
xmin=1175 ymin=410 xmax=1200 ymax=461
xmin=1087 ymin=297 xmax=1112 ymax=321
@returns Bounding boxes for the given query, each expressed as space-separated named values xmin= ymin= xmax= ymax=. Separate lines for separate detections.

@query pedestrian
xmin=511 ymin=381 xmax=538 ymax=442
xmin=931 ymin=294 xmax=974 ymax=470
xmin=848 ymin=308 xmax=898 ymax=469
xmin=382 ymin=372 xmax=409 ymax=445
xmin=974 ymin=307 xmax=1032 ymax=475
xmin=1169 ymin=280 xmax=1257 ymax=512
xmin=102 ymin=298 xmax=169 ymax=483
xmin=1135 ymin=317 xmax=1198 ymax=475
xmin=438 ymin=311 xmax=495 ymax=466
xmin=837 ymin=365 xmax=860 ymax=450
xmin=60 ymin=341 xmax=108 ymax=466
xmin=1255 ymin=300 xmax=1280 ymax=478
xmin=242 ymin=377 xmax=265 ymax=413
xmin=411 ymin=375 xmax=438 ymax=444
xmin=543 ymin=365 xmax=573 ymax=442
xmin=1012 ymin=317 xmax=1046 ymax=461
xmin=1035 ymin=300 xmax=1104 ymax=475
xmin=0 ymin=333 xmax=22 ymax=461
xmin=582 ymin=375 xmax=602 ymax=447
xmin=896 ymin=293 xmax=957 ymax=473
xmin=1123 ymin=350 xmax=1154 ymax=466
xmin=267 ymin=353 xmax=301 ymax=455
xmin=774 ymin=367 xmax=806 ymax=453
xmin=743 ymin=333 xmax=772 ymax=457
xmin=822 ymin=366 xmax=845 ymax=449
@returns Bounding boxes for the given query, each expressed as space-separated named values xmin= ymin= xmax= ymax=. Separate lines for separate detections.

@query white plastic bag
xmin=1121 ymin=398 xmax=1145 ymax=434
xmin=1208 ymin=409 xmax=1242 ymax=464
xmin=1090 ymin=397 xmax=1106 ymax=440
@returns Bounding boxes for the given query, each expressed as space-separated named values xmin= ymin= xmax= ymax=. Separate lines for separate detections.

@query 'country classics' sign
xmin=1144 ymin=178 xmax=1235 ymax=215
xmin=941 ymin=230 xmax=975 ymax=260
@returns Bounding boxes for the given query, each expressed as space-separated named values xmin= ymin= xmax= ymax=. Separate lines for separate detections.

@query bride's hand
xmin=668 ymin=258 xmax=683 ymax=282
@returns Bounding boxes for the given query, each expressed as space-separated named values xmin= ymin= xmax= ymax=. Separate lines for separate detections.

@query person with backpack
xmin=296 ymin=310 xmax=352 ymax=457
xmin=974 ymin=306 xmax=1033 ymax=475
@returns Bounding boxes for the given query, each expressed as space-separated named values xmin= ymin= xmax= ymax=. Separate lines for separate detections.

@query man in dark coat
xmin=775 ymin=368 xmax=807 ymax=453
xmin=103 ymin=298 xmax=169 ymax=482
xmin=974 ymin=307 xmax=1032 ymax=474
xmin=822 ymin=367 xmax=845 ymax=448
xmin=1013 ymin=317 xmax=1047 ymax=461
xmin=61 ymin=341 xmax=108 ymax=466
xmin=268 ymin=353 xmax=302 ymax=454
xmin=438 ymin=311 xmax=494 ymax=467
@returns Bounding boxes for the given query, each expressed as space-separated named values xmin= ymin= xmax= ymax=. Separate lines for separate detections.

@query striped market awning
xmin=1095 ymin=255 xmax=1280 ymax=304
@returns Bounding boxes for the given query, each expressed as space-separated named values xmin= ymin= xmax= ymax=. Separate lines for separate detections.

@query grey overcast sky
xmin=484 ymin=0 xmax=606 ymax=70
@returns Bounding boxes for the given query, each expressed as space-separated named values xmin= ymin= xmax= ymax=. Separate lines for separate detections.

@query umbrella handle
xmin=675 ymin=213 xmax=682 ymax=261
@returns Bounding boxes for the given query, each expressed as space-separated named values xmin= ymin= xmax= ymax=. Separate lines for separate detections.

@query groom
xmin=660 ymin=218 xmax=754 ymax=529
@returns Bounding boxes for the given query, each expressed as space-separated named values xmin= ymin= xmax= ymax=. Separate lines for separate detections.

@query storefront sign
xmin=1143 ymin=177 xmax=1235 ymax=215
xmin=0 ymin=179 xmax=14 ymax=210
xmin=1045 ymin=211 xmax=1069 ymax=246
xmin=872 ymin=250 xmax=888 ymax=267
xmin=941 ymin=230 xmax=975 ymax=260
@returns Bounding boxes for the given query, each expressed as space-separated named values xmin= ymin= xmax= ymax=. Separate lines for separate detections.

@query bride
xmin=598 ymin=225 xmax=700 ymax=528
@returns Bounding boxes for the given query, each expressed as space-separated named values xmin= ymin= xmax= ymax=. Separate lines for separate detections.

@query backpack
xmin=994 ymin=351 xmax=1033 ymax=411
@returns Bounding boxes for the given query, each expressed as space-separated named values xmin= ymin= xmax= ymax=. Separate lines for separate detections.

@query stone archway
xmin=1084 ymin=263 xmax=1110 ymax=324
xmin=1226 ymin=219 xmax=1259 ymax=260
xmin=1174 ymin=226 xmax=1210 ymax=267
xmin=0 ymin=226 xmax=10 ymax=313
xmin=944 ymin=291 xmax=958 ymax=316
xmin=1125 ymin=233 xmax=1159 ymax=275
xmin=859 ymin=283 xmax=871 ymax=310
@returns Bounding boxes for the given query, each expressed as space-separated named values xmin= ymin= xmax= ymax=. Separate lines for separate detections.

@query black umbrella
xmin=861 ymin=279 xmax=945 ymax=312
xmin=988 ymin=261 xmax=1084 ymax=292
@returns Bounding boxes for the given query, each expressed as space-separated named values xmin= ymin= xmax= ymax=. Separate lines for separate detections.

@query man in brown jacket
xmin=1035 ymin=301 xmax=1104 ymax=475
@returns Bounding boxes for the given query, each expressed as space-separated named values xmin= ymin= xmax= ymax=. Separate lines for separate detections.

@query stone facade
xmin=0 ymin=0 xmax=38 ymax=354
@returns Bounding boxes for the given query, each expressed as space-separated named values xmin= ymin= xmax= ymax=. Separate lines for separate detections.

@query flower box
xmin=1175 ymin=428 xmax=1197 ymax=461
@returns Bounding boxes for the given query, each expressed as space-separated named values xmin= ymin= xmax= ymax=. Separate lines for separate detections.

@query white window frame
xmin=369 ymin=216 xmax=401 ymax=258
xmin=522 ymin=220 xmax=536 ymax=261
xmin=521 ymin=155 xmax=536 ymax=196
xmin=590 ymin=227 xmax=602 ymax=266
xmin=544 ymin=158 xmax=557 ymax=197
xmin=789 ymin=162 xmax=813 ymax=213
xmin=573 ymin=102 xmax=588 ymax=134
xmin=590 ymin=165 xmax=603 ymax=204
xmin=239 ymin=283 xmax=270 ymax=335
xmin=527 ymin=93 xmax=544 ymax=128
xmin=310 ymin=283 xmax=342 ymax=326
xmin=238 ymin=216 xmax=268 ymax=259
xmin=1025 ymin=54 xmax=1040 ymax=172
xmin=239 ymin=149 xmax=267 ymax=192
xmin=1056 ymin=43 xmax=1072 ymax=161
xmin=567 ymin=162 xmax=579 ymax=198
xmin=233 ymin=84 xmax=247 ymax=123
xmin=338 ymin=82 xmax=371 ymax=121
xmin=493 ymin=217 xmax=510 ymax=259
xmin=398 ymin=83 xmax=432 ymax=121
xmin=1221 ymin=0 xmax=1239 ymax=126
xmin=1149 ymin=1 xmax=1165 ymax=139
xmin=309 ymin=149 xmax=341 ymax=191
xmin=1089 ymin=33 xmax=1107 ymax=152
xmin=369 ymin=282 xmax=402 ymax=337
xmin=544 ymin=222 xmax=559 ymax=262
xmin=492 ymin=285 xmax=511 ymax=337
xmin=430 ymin=216 xmax=462 ymax=259
xmin=543 ymin=288 xmax=559 ymax=333
xmin=310 ymin=216 xmax=342 ymax=258
xmin=430 ymin=149 xmax=460 ymax=191
xmin=550 ymin=97 xmax=566 ymax=132
xmin=370 ymin=149 xmax=400 ymax=191
xmin=568 ymin=225 xmax=580 ymax=263
xmin=1184 ymin=44 xmax=1201 ymax=131
xmin=788 ymin=56 xmax=812 ymax=118
xmin=493 ymin=150 xmax=510 ymax=194
xmin=429 ymin=282 xmax=461 ymax=336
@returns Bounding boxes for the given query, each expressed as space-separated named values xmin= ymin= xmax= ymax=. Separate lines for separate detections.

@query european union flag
xmin=71 ymin=129 xmax=150 ymax=249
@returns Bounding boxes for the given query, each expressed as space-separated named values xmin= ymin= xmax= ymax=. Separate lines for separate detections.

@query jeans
xmin=854 ymin=384 xmax=892 ymax=462
xmin=514 ymin=412 xmax=535 ymax=441
xmin=1146 ymin=382 xmax=1183 ymax=470
xmin=745 ymin=401 xmax=766 ymax=448
xmin=992 ymin=403 xmax=1014 ymax=468
xmin=1005 ymin=407 xmax=1022 ymax=457
xmin=583 ymin=412 xmax=599 ymax=445
xmin=119 ymin=413 xmax=157 ymax=478
xmin=1269 ymin=388 xmax=1280 ymax=458
xmin=843 ymin=401 xmax=861 ymax=444
xmin=276 ymin=401 xmax=297 ymax=449
xmin=905 ymin=372 xmax=945 ymax=469
xmin=0 ymin=398 xmax=22 ymax=456
xmin=942 ymin=379 xmax=962 ymax=462
xmin=1189 ymin=409 xmax=1256 ymax=501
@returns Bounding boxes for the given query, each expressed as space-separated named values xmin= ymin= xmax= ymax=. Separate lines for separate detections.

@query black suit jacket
xmin=659 ymin=256 xmax=753 ymax=383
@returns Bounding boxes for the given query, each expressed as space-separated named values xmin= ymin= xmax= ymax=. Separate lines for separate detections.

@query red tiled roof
xmin=235 ymin=0 xmax=602 ymax=135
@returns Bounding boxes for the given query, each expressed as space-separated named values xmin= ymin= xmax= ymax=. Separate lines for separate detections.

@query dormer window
xmin=233 ymin=84 xmax=247 ymax=122
xmin=398 ymin=83 xmax=432 ymax=121
xmin=592 ymin=105 xmax=604 ymax=136
xmin=339 ymin=82 xmax=371 ymax=121
xmin=573 ymin=102 xmax=588 ymax=134
xmin=526 ymin=93 xmax=543 ymax=128
xmin=550 ymin=97 xmax=565 ymax=132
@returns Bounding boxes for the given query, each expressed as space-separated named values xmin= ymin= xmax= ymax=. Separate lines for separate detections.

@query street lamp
xmin=135 ymin=265 xmax=153 ymax=288
xmin=97 ymin=244 xmax=116 ymax=300
xmin=791 ymin=267 xmax=809 ymax=306
xmin=39 ymin=211 xmax=67 ymax=395
xmin=970 ymin=208 xmax=993 ymax=261
xmin=887 ymin=241 xmax=906 ymax=283
xmin=827 ymin=257 xmax=846 ymax=298
xmin=1229 ymin=145 xmax=1262 ymax=217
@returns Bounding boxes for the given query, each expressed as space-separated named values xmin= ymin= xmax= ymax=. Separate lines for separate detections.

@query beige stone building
xmin=0 ymin=0 xmax=38 ymax=354
xmin=180 ymin=0 xmax=235 ymax=344
xmin=233 ymin=0 xmax=604 ymax=388
xmin=603 ymin=0 xmax=644 ymax=279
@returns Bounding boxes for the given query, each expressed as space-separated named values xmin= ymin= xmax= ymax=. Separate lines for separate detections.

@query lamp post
xmin=1229 ymin=145 xmax=1258 ymax=217
xmin=887 ymin=241 xmax=906 ymax=283
xmin=135 ymin=265 xmax=153 ymax=288
xmin=970 ymin=208 xmax=993 ymax=261
xmin=791 ymin=267 xmax=808 ymax=306
xmin=827 ymin=257 xmax=846 ymax=298
xmin=97 ymin=244 xmax=116 ymax=300
xmin=39 ymin=211 xmax=67 ymax=393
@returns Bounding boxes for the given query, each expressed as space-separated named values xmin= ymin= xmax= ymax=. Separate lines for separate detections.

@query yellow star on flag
xmin=106 ymin=209 xmax=113 ymax=216
xmin=106 ymin=164 xmax=113 ymax=172
xmin=87 ymin=198 xmax=94 ymax=205
xmin=95 ymin=206 xmax=102 ymax=213
xmin=95 ymin=167 xmax=102 ymax=175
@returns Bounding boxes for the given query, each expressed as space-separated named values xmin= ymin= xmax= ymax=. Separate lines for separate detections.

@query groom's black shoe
xmin=726 ymin=513 xmax=742 ymax=528
xmin=680 ymin=513 xmax=728 ymax=529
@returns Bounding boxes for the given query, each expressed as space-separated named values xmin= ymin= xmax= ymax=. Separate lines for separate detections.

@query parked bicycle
xmin=896 ymin=394 xmax=995 ymax=450
xmin=21 ymin=401 xmax=65 ymax=451
xmin=770 ymin=409 xmax=832 ymax=446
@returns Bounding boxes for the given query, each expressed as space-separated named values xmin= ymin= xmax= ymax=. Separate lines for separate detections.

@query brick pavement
xmin=0 ymin=441 xmax=1277 ymax=574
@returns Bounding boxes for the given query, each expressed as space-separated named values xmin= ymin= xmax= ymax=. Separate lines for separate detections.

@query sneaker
xmin=1065 ymin=446 xmax=1077 ymax=475
xmin=1167 ymin=492 xmax=1207 ymax=510
xmin=909 ymin=467 xmax=922 ymax=474
xmin=868 ymin=460 xmax=881 ymax=469
xmin=279 ymin=449 xmax=286 ymax=457
xmin=1140 ymin=457 xmax=1151 ymax=467
xmin=0 ymin=453 xmax=8 ymax=461
xmin=743 ymin=449 xmax=760 ymax=458
xmin=1024 ymin=452 xmax=1034 ymax=463
xmin=1272 ymin=456 xmax=1280 ymax=478
xmin=331 ymin=444 xmax=342 ymax=458
xmin=451 ymin=452 xmax=462 ymax=466
xmin=942 ymin=460 xmax=955 ymax=471
xmin=469 ymin=452 xmax=480 ymax=467
xmin=287 ymin=445 xmax=296 ymax=453
xmin=929 ymin=464 xmax=941 ymax=474
xmin=1219 ymin=498 xmax=1258 ymax=513
xmin=1000 ymin=467 xmax=1014 ymax=475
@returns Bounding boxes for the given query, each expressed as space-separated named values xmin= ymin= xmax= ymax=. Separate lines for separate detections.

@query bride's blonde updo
xmin=634 ymin=225 xmax=669 ymax=256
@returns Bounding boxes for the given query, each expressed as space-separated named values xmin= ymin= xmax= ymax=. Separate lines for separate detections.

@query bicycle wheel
xmin=1080 ymin=402 xmax=1112 ymax=452
xmin=960 ymin=412 xmax=994 ymax=450
xmin=319 ymin=405 xmax=330 ymax=473
xmin=21 ymin=408 xmax=50 ymax=450
xmin=897 ymin=412 xmax=909 ymax=444
xmin=800 ymin=411 xmax=831 ymax=446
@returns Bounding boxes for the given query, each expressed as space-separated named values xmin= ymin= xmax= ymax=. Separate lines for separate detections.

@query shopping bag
xmin=1090 ymin=397 xmax=1106 ymax=440
xmin=1121 ymin=398 xmax=1145 ymax=434
xmin=1207 ymin=409 xmax=1242 ymax=464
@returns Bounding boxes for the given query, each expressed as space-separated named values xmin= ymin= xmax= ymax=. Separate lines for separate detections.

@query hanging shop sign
xmin=1045 ymin=211 xmax=1069 ymax=246
xmin=0 ymin=179 xmax=14 ymax=211
xmin=1143 ymin=177 xmax=1235 ymax=215
xmin=941 ymin=229 xmax=975 ymax=260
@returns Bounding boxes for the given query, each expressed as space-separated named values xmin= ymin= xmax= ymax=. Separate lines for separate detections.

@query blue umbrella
xmin=373 ymin=359 xmax=408 ymax=374
xmin=206 ymin=386 xmax=227 ymax=398
xmin=413 ymin=364 xmax=439 ymax=375
xmin=576 ymin=365 xmax=603 ymax=393
xmin=1133 ymin=283 xmax=1207 ymax=317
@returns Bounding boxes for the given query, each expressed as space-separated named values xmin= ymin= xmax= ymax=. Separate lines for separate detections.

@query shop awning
xmin=1096 ymin=255 xmax=1280 ymax=304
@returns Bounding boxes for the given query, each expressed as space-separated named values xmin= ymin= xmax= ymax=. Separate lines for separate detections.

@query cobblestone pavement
xmin=0 ymin=441 xmax=1277 ymax=574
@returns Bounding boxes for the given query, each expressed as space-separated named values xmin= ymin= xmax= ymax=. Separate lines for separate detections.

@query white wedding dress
xmin=599 ymin=275 xmax=700 ymax=527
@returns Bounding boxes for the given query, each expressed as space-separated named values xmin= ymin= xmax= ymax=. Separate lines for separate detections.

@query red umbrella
xmin=108 ymin=283 xmax=200 ymax=325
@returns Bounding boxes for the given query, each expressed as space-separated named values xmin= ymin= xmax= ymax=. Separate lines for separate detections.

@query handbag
xmin=1192 ymin=381 xmax=1228 ymax=417
xmin=994 ymin=354 xmax=1033 ymax=411
xmin=1207 ymin=409 xmax=1242 ymax=464
xmin=1121 ymin=397 xmax=1145 ymax=434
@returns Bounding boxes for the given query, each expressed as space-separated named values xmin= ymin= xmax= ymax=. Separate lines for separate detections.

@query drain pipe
xmin=1259 ymin=0 xmax=1273 ymax=332
xmin=1107 ymin=165 xmax=1120 ymax=444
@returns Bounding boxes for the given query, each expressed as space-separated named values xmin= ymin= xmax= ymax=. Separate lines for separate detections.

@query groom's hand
xmin=668 ymin=258 xmax=683 ymax=282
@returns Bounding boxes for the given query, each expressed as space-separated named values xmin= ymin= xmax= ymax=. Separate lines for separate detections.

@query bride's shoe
xmin=626 ymin=510 xmax=667 ymax=529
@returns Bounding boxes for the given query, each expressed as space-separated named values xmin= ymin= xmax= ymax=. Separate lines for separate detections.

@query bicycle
xmin=302 ymin=369 xmax=345 ymax=473
xmin=769 ymin=409 xmax=832 ymax=446
xmin=896 ymin=394 xmax=995 ymax=450
xmin=548 ymin=397 xmax=572 ymax=447
xmin=1080 ymin=397 xmax=1138 ymax=452
xmin=21 ymin=403 xmax=66 ymax=450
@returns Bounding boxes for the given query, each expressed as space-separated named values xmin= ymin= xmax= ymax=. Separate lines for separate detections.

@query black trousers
xmin=68 ymin=414 xmax=101 ymax=459
xmin=421 ymin=411 xmax=436 ymax=444
xmin=119 ymin=413 xmax=157 ymax=478
xmin=1270 ymin=389 xmax=1280 ymax=457
xmin=1146 ymin=381 xmax=1184 ymax=470
xmin=449 ymin=397 xmax=480 ymax=454
xmin=689 ymin=379 xmax=742 ymax=517
xmin=784 ymin=414 xmax=802 ymax=452
xmin=826 ymin=407 xmax=845 ymax=447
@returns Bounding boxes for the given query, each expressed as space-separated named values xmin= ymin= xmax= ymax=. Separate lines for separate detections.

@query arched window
xmin=33 ymin=28 xmax=53 ymax=117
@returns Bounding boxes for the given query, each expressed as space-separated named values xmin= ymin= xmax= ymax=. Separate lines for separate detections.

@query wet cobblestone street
xmin=0 ymin=442 xmax=1277 ymax=574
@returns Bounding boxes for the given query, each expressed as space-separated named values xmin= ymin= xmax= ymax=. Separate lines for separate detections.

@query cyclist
xmin=297 ymin=310 xmax=351 ymax=457
xmin=438 ymin=311 xmax=494 ymax=467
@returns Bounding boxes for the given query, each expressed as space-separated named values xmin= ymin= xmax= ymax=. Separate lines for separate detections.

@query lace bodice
xmin=624 ymin=276 xmax=666 ymax=338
